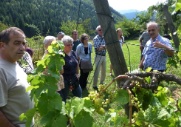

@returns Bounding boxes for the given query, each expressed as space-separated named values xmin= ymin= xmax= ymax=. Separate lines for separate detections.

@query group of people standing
xmin=55 ymin=25 xmax=125 ymax=100
xmin=41 ymin=30 xmax=94 ymax=102
xmin=41 ymin=25 xmax=125 ymax=101
xmin=0 ymin=21 xmax=175 ymax=126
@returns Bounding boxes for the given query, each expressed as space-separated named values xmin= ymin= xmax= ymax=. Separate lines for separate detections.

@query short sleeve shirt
xmin=142 ymin=35 xmax=173 ymax=70
xmin=93 ymin=35 xmax=106 ymax=56
xmin=0 ymin=58 xmax=33 ymax=125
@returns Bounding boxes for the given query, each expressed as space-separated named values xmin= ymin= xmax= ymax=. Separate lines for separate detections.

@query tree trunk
xmin=162 ymin=5 xmax=180 ymax=51
xmin=93 ymin=0 xmax=128 ymax=86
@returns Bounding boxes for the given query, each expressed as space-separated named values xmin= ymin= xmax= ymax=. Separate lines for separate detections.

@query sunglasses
xmin=98 ymin=29 xmax=102 ymax=31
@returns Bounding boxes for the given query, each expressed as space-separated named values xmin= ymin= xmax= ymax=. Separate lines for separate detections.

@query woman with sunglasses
xmin=59 ymin=35 xmax=82 ymax=102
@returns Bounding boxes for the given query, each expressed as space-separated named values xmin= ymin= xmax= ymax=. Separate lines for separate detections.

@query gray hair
xmin=57 ymin=32 xmax=65 ymax=36
xmin=96 ymin=25 xmax=101 ymax=31
xmin=43 ymin=36 xmax=56 ymax=45
xmin=43 ymin=36 xmax=56 ymax=49
xmin=147 ymin=21 xmax=159 ymax=29
xmin=62 ymin=35 xmax=73 ymax=45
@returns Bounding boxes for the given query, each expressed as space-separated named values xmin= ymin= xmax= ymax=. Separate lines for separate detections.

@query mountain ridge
xmin=0 ymin=0 xmax=124 ymax=37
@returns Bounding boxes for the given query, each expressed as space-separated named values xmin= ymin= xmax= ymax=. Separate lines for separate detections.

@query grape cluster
xmin=87 ymin=85 xmax=115 ymax=115
xmin=131 ymin=95 xmax=141 ymax=110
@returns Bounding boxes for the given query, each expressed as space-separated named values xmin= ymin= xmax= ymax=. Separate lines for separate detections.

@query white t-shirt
xmin=0 ymin=58 xmax=33 ymax=125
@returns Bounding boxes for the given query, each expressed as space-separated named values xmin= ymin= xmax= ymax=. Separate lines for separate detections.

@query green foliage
xmin=26 ymin=35 xmax=44 ymax=62
xmin=175 ymin=0 xmax=181 ymax=12
xmin=20 ymin=41 xmax=65 ymax=127
xmin=24 ymin=24 xmax=40 ymax=37
xmin=133 ymin=86 xmax=180 ymax=127
xmin=0 ymin=0 xmax=123 ymax=37
xmin=20 ymin=38 xmax=181 ymax=127
xmin=60 ymin=19 xmax=94 ymax=36
xmin=133 ymin=11 xmax=151 ymax=31
xmin=115 ymin=19 xmax=141 ymax=39
xmin=0 ymin=22 xmax=8 ymax=32
xmin=19 ymin=1 xmax=181 ymax=126
xmin=60 ymin=20 xmax=84 ymax=36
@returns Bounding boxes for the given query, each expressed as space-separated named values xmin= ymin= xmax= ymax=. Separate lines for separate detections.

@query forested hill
xmin=0 ymin=0 xmax=124 ymax=37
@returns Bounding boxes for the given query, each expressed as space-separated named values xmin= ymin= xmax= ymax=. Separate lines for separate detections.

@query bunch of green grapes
xmin=131 ymin=95 xmax=142 ymax=110
xmin=88 ymin=85 xmax=116 ymax=115
xmin=88 ymin=90 xmax=105 ymax=114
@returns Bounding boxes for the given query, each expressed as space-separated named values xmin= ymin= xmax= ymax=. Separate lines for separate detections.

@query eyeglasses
xmin=148 ymin=29 xmax=156 ymax=33
xmin=98 ymin=29 xmax=102 ymax=31
xmin=65 ymin=44 xmax=73 ymax=47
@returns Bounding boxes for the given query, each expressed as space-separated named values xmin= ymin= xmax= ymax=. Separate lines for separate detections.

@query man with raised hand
xmin=139 ymin=21 xmax=174 ymax=72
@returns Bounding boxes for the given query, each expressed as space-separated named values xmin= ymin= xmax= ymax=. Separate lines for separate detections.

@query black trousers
xmin=79 ymin=69 xmax=89 ymax=89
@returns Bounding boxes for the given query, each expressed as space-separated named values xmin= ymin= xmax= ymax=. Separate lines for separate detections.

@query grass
xmin=86 ymin=39 xmax=141 ymax=92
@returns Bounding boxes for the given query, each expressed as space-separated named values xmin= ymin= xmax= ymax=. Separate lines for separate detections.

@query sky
xmin=108 ymin=0 xmax=167 ymax=12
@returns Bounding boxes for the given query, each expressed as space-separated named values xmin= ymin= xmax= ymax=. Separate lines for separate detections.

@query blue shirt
xmin=76 ymin=42 xmax=92 ymax=61
xmin=142 ymin=34 xmax=173 ymax=71
xmin=93 ymin=35 xmax=106 ymax=56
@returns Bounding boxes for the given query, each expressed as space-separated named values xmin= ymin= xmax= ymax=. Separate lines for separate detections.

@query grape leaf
xmin=73 ymin=109 xmax=93 ymax=127
xmin=115 ymin=89 xmax=129 ymax=106
xmin=37 ymin=93 xmax=62 ymax=116
xmin=51 ymin=113 xmax=67 ymax=127
xmin=19 ymin=108 xmax=36 ymax=127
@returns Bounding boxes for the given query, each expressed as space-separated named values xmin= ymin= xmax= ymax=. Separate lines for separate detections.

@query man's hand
xmin=153 ymin=39 xmax=174 ymax=57
xmin=98 ymin=45 xmax=106 ymax=51
xmin=153 ymin=40 xmax=165 ymax=49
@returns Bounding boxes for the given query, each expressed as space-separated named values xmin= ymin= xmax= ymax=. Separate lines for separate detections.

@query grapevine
xmin=19 ymin=40 xmax=181 ymax=127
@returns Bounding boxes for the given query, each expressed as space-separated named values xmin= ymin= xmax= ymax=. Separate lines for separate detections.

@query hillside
xmin=0 ymin=0 xmax=124 ymax=37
